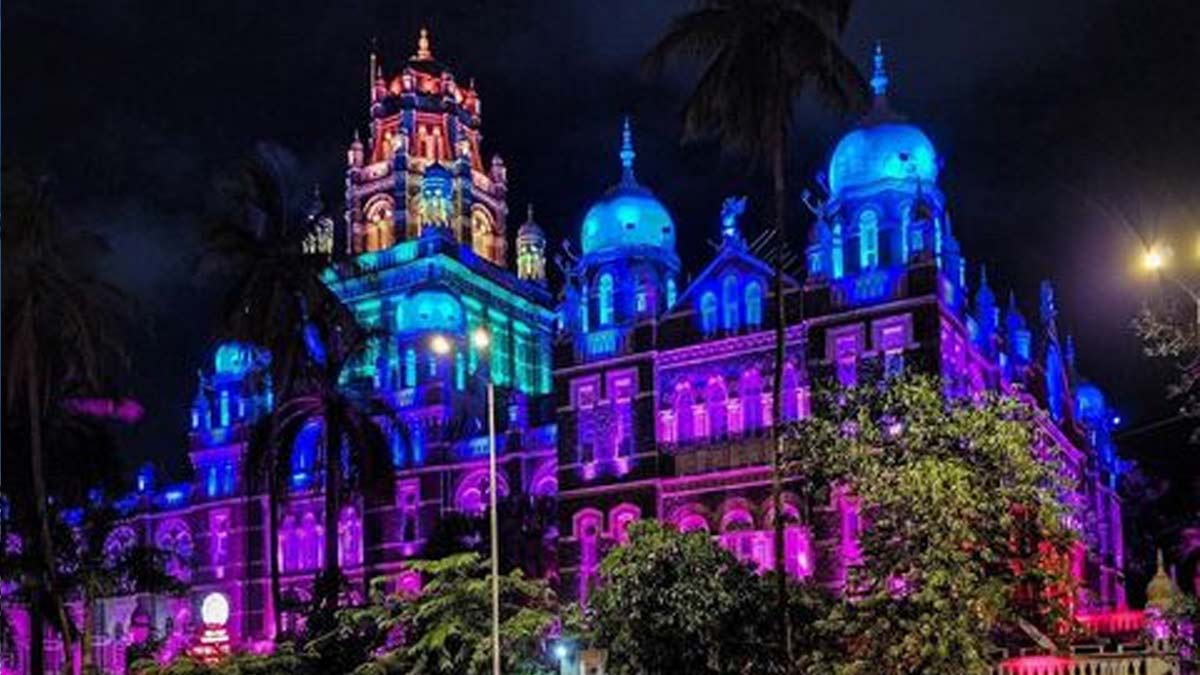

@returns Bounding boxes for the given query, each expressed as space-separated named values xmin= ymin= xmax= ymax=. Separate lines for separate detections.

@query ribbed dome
xmin=580 ymin=117 xmax=677 ymax=257
xmin=827 ymin=43 xmax=939 ymax=197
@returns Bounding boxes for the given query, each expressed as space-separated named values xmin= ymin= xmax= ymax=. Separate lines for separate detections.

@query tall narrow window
xmin=666 ymin=278 xmax=678 ymax=307
xmin=744 ymin=282 xmax=763 ymax=327
xmin=741 ymin=370 xmax=763 ymax=433
xmin=597 ymin=273 xmax=614 ymax=326
xmin=859 ymin=210 xmax=879 ymax=269
xmin=722 ymin=275 xmax=739 ymax=331
xmin=575 ymin=511 xmax=603 ymax=604
xmin=700 ymin=292 xmax=718 ymax=335
xmin=782 ymin=364 xmax=800 ymax=422
xmin=706 ymin=378 xmax=728 ymax=439
xmin=404 ymin=348 xmax=417 ymax=387
xmin=674 ymin=384 xmax=694 ymax=442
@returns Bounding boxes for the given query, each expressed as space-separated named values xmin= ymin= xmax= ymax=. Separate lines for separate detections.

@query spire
xmin=415 ymin=27 xmax=433 ymax=60
xmin=870 ymin=41 xmax=890 ymax=98
xmin=369 ymin=47 xmax=378 ymax=101
xmin=619 ymin=115 xmax=637 ymax=186
xmin=526 ymin=203 xmax=535 ymax=222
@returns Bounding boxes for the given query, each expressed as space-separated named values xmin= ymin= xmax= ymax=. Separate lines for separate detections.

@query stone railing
xmin=993 ymin=645 xmax=1181 ymax=675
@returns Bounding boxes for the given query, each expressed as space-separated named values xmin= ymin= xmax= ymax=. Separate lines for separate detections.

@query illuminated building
xmin=0 ymin=36 xmax=1143 ymax=675
xmin=555 ymin=43 xmax=1126 ymax=609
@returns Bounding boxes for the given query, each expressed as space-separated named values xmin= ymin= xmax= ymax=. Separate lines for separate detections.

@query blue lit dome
xmin=828 ymin=122 xmax=938 ymax=195
xmin=580 ymin=118 xmax=676 ymax=257
xmin=397 ymin=284 xmax=464 ymax=333
xmin=827 ymin=43 xmax=939 ymax=196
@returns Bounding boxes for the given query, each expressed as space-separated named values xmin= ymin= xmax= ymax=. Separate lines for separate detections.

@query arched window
xmin=574 ymin=510 xmax=603 ymax=603
xmin=782 ymin=363 xmax=800 ymax=422
xmin=700 ymin=292 xmax=718 ymax=335
xmin=292 ymin=422 xmax=320 ymax=489
xmin=156 ymin=521 xmax=194 ymax=583
xmin=609 ymin=504 xmax=641 ymax=545
xmin=674 ymin=384 xmax=694 ymax=442
xmin=338 ymin=507 xmax=362 ymax=567
xmin=280 ymin=516 xmax=298 ymax=572
xmin=859 ymin=209 xmax=879 ymax=269
xmin=706 ymin=378 xmax=728 ymax=439
xmin=722 ymin=275 xmax=739 ymax=331
xmin=744 ymin=282 xmax=763 ymax=327
xmin=597 ymin=273 xmax=614 ymax=325
xmin=404 ymin=348 xmax=417 ymax=387
xmin=741 ymin=370 xmax=763 ymax=433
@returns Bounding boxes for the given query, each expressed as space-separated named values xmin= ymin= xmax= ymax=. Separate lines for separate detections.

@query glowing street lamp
xmin=430 ymin=334 xmax=452 ymax=356
xmin=1144 ymin=245 xmax=1168 ymax=271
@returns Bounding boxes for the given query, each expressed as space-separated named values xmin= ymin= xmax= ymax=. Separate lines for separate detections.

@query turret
xmin=348 ymin=130 xmax=364 ymax=168
xmin=516 ymin=204 xmax=547 ymax=284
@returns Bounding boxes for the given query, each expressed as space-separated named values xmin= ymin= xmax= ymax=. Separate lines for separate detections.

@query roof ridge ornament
xmin=415 ymin=27 xmax=433 ymax=61
xmin=870 ymin=40 xmax=889 ymax=98
xmin=619 ymin=115 xmax=637 ymax=186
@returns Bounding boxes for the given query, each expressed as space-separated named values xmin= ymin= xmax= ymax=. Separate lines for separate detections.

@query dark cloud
xmin=5 ymin=0 xmax=1200 ymax=476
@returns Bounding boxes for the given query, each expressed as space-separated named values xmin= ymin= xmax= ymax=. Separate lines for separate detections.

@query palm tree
xmin=267 ymin=309 xmax=395 ymax=632
xmin=200 ymin=142 xmax=351 ymax=635
xmin=644 ymin=0 xmax=867 ymax=662
xmin=3 ymin=172 xmax=129 ymax=674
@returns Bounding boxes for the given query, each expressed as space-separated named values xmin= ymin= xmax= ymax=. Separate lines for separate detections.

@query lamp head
xmin=472 ymin=327 xmax=491 ymax=350
xmin=430 ymin=334 xmax=452 ymax=356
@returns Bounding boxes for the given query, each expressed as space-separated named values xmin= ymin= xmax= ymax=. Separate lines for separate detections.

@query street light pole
xmin=486 ymin=372 xmax=501 ymax=675
xmin=429 ymin=329 xmax=501 ymax=675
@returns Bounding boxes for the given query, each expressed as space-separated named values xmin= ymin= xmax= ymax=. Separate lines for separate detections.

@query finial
xmin=870 ymin=41 xmax=889 ymax=98
xmin=720 ymin=196 xmax=748 ymax=242
xmin=619 ymin=116 xmax=637 ymax=184
xmin=979 ymin=264 xmax=989 ymax=288
xmin=415 ymin=28 xmax=433 ymax=60
xmin=526 ymin=203 xmax=535 ymax=222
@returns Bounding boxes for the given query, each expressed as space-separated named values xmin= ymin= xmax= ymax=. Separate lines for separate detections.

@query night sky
xmin=6 ymin=0 xmax=1200 ymax=485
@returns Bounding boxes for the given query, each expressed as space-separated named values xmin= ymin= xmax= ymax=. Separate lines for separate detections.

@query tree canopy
xmin=786 ymin=375 xmax=1078 ymax=675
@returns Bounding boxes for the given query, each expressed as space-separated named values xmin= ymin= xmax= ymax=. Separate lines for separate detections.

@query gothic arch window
xmin=744 ymin=282 xmax=763 ymax=328
xmin=782 ymin=363 xmax=800 ymax=422
xmin=155 ymin=520 xmax=194 ymax=582
xmin=103 ymin=526 xmax=137 ymax=565
xmin=609 ymin=504 xmax=641 ymax=545
xmin=300 ymin=512 xmax=322 ymax=570
xmin=338 ymin=506 xmax=362 ymax=567
xmin=722 ymin=275 xmax=740 ymax=331
xmin=706 ymin=377 xmax=728 ymax=439
xmin=700 ymin=292 xmax=718 ymax=335
xmin=292 ymin=422 xmax=320 ymax=489
xmin=278 ymin=516 xmax=297 ymax=572
xmin=672 ymin=505 xmax=709 ymax=533
xmin=574 ymin=509 xmax=603 ymax=603
xmin=364 ymin=197 xmax=395 ymax=253
xmin=455 ymin=469 xmax=511 ymax=516
xmin=597 ymin=273 xmax=615 ymax=326
xmin=858 ymin=209 xmax=879 ymax=270
xmin=673 ymin=383 xmax=694 ymax=442
xmin=740 ymin=369 xmax=764 ymax=433
xmin=471 ymin=207 xmax=496 ymax=261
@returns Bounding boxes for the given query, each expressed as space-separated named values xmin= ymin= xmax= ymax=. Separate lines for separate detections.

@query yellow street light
xmin=1144 ymin=245 xmax=1169 ymax=272
xmin=429 ymin=334 xmax=452 ymax=355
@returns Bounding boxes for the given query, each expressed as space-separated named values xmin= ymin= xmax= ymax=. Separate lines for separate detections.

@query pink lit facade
xmin=554 ymin=46 xmax=1126 ymax=608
